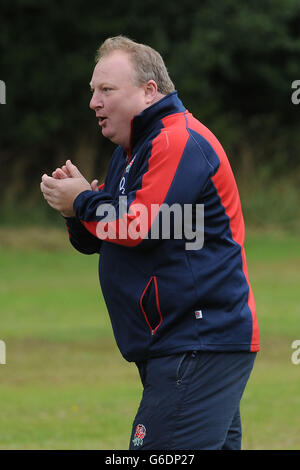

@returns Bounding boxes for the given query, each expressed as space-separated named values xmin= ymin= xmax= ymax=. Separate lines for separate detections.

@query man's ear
xmin=144 ymin=80 xmax=158 ymax=105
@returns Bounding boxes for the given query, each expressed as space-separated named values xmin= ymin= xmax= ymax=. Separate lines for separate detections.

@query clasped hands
xmin=40 ymin=160 xmax=99 ymax=217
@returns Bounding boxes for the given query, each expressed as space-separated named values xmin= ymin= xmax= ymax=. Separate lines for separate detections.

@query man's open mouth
xmin=98 ymin=117 xmax=107 ymax=126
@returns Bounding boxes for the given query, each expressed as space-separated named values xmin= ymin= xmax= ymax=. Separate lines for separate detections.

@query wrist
xmin=61 ymin=209 xmax=76 ymax=218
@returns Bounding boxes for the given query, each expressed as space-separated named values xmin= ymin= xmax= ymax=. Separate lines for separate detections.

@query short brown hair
xmin=95 ymin=35 xmax=175 ymax=95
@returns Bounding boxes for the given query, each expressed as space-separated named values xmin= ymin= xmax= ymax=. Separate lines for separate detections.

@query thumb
xmin=65 ymin=159 xmax=83 ymax=178
xmin=91 ymin=179 xmax=99 ymax=191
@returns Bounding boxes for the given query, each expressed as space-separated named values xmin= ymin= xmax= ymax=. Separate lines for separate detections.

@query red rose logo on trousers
xmin=132 ymin=424 xmax=146 ymax=447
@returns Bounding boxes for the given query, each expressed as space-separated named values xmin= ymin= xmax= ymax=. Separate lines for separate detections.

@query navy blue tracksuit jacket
xmin=65 ymin=92 xmax=260 ymax=362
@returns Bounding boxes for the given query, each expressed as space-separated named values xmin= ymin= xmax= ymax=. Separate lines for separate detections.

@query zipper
xmin=139 ymin=276 xmax=163 ymax=335
xmin=176 ymin=351 xmax=197 ymax=386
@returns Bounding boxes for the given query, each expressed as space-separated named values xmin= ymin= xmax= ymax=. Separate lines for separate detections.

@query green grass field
xmin=0 ymin=227 xmax=299 ymax=450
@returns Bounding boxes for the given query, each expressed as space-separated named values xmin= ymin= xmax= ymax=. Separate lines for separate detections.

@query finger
xmin=61 ymin=165 xmax=72 ymax=177
xmin=52 ymin=170 xmax=60 ymax=179
xmin=52 ymin=168 xmax=68 ymax=179
xmin=41 ymin=174 xmax=59 ymax=189
xmin=52 ymin=169 xmax=59 ymax=179
xmin=40 ymin=183 xmax=55 ymax=199
xmin=40 ymin=181 xmax=49 ymax=194
xmin=65 ymin=159 xmax=83 ymax=178
xmin=44 ymin=197 xmax=60 ymax=211
xmin=41 ymin=186 xmax=59 ymax=205
xmin=91 ymin=179 xmax=99 ymax=191
xmin=41 ymin=186 xmax=54 ymax=204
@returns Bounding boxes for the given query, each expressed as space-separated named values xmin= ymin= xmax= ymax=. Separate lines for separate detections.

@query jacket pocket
xmin=139 ymin=276 xmax=163 ymax=335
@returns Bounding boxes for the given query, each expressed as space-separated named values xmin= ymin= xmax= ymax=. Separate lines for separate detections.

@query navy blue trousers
xmin=129 ymin=351 xmax=256 ymax=450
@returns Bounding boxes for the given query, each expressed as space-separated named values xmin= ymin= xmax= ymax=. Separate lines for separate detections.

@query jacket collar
xmin=128 ymin=91 xmax=186 ymax=158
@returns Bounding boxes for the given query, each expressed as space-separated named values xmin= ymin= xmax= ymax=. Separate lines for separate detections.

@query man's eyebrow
xmin=89 ymin=82 xmax=94 ymax=90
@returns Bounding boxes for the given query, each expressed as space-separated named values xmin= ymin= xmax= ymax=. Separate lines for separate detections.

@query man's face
xmin=89 ymin=51 xmax=148 ymax=151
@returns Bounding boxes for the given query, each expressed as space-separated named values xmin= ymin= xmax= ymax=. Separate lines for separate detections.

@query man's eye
xmin=103 ymin=88 xmax=112 ymax=92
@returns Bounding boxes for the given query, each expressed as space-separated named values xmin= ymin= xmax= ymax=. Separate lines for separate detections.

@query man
xmin=41 ymin=36 xmax=259 ymax=450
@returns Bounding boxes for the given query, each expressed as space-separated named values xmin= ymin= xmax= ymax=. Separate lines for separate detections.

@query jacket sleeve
xmin=64 ymin=216 xmax=102 ymax=254
xmin=64 ymin=183 xmax=105 ymax=255
xmin=72 ymin=128 xmax=213 ymax=249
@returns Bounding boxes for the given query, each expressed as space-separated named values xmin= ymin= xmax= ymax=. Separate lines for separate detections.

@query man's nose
xmin=89 ymin=92 xmax=103 ymax=110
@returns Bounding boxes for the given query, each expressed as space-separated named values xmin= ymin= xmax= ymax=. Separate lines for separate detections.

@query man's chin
xmin=100 ymin=126 xmax=111 ymax=138
xmin=99 ymin=126 xmax=125 ymax=147
xmin=101 ymin=128 xmax=117 ymax=144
